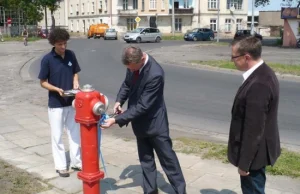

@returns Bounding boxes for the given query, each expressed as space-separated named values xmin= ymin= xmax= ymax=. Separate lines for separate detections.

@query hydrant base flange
xmin=77 ymin=171 xmax=105 ymax=183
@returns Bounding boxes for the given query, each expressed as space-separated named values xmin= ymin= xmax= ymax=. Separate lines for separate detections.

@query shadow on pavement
xmin=101 ymin=164 xmax=174 ymax=193
xmin=200 ymin=188 xmax=238 ymax=194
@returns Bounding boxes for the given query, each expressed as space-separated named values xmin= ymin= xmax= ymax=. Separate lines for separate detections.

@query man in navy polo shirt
xmin=38 ymin=28 xmax=82 ymax=177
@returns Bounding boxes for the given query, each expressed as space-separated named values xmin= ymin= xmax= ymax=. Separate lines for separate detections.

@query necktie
xmin=132 ymin=70 xmax=139 ymax=84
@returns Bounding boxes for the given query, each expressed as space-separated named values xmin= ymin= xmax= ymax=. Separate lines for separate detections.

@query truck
xmin=87 ymin=23 xmax=109 ymax=39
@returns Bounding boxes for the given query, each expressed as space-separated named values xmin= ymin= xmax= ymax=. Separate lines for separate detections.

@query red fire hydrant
xmin=73 ymin=84 xmax=109 ymax=194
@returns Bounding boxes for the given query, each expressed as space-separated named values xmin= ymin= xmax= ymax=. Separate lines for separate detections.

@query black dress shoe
xmin=56 ymin=170 xmax=70 ymax=177
xmin=71 ymin=166 xmax=82 ymax=171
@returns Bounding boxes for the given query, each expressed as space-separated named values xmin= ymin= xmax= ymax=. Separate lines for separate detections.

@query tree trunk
xmin=45 ymin=7 xmax=48 ymax=36
xmin=51 ymin=10 xmax=55 ymax=30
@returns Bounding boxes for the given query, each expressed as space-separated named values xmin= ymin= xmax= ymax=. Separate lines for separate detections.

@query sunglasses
xmin=231 ymin=54 xmax=245 ymax=60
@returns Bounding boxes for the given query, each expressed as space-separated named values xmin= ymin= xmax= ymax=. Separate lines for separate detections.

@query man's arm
xmin=115 ymin=75 xmax=163 ymax=127
xmin=73 ymin=73 xmax=79 ymax=89
xmin=116 ymin=70 xmax=131 ymax=106
xmin=71 ymin=50 xmax=81 ymax=89
xmin=238 ymin=83 xmax=270 ymax=171
xmin=40 ymin=79 xmax=64 ymax=96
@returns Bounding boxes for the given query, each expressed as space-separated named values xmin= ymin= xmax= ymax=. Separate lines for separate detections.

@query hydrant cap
xmin=81 ymin=84 xmax=95 ymax=92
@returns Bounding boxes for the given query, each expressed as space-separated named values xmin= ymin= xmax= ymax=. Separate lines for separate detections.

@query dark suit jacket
xmin=115 ymin=55 xmax=169 ymax=137
xmin=228 ymin=63 xmax=281 ymax=171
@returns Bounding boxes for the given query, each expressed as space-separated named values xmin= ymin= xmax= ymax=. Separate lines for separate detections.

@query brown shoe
xmin=56 ymin=170 xmax=70 ymax=177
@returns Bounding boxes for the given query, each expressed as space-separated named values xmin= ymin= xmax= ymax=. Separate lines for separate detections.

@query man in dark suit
xmin=228 ymin=36 xmax=281 ymax=194
xmin=101 ymin=46 xmax=186 ymax=194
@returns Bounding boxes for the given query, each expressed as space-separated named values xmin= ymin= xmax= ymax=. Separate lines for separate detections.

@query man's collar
xmin=242 ymin=60 xmax=264 ymax=82
xmin=51 ymin=47 xmax=59 ymax=57
xmin=139 ymin=53 xmax=149 ymax=73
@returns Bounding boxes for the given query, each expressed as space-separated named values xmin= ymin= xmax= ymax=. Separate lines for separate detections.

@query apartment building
xmin=39 ymin=0 xmax=248 ymax=35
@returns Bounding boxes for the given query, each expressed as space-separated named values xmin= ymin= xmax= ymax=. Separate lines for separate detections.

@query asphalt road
xmin=29 ymin=39 xmax=300 ymax=148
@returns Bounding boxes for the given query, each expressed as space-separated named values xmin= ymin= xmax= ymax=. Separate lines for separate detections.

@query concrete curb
xmin=19 ymin=56 xmax=37 ymax=82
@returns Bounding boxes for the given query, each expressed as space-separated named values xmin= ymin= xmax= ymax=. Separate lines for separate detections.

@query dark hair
xmin=122 ymin=46 xmax=143 ymax=65
xmin=231 ymin=36 xmax=262 ymax=60
xmin=48 ymin=28 xmax=70 ymax=45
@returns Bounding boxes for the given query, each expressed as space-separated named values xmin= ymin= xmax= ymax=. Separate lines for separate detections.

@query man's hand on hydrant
xmin=101 ymin=118 xmax=116 ymax=129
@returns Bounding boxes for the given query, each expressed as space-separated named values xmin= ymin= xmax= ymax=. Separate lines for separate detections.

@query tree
xmin=0 ymin=0 xmax=43 ymax=25
xmin=39 ymin=0 xmax=61 ymax=30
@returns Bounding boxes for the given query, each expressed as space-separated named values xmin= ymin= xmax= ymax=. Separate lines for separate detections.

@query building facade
xmin=38 ymin=0 xmax=248 ymax=35
xmin=281 ymin=7 xmax=300 ymax=47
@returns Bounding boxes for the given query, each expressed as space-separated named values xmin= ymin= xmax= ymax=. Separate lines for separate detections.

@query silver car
xmin=123 ymin=27 xmax=162 ymax=43
xmin=104 ymin=28 xmax=118 ymax=40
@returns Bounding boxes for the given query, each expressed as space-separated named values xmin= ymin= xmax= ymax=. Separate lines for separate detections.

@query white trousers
xmin=48 ymin=106 xmax=82 ymax=170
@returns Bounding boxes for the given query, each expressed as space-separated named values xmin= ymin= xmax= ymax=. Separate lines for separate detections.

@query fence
xmin=0 ymin=25 xmax=39 ymax=37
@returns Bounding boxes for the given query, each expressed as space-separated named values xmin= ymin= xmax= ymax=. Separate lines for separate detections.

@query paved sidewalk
xmin=0 ymin=103 xmax=299 ymax=194
xmin=0 ymin=40 xmax=299 ymax=194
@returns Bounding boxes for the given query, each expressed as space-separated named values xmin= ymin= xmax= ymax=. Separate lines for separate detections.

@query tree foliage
xmin=0 ymin=0 xmax=61 ymax=27
xmin=255 ymin=0 xmax=300 ymax=7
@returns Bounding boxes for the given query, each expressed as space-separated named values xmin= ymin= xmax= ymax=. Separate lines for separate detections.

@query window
xmin=150 ymin=0 xmax=156 ymax=9
xmin=175 ymin=18 xmax=182 ymax=32
xmin=123 ymin=0 xmax=128 ymax=10
xmin=210 ymin=19 xmax=217 ymax=31
xmin=92 ymin=19 xmax=95 ymax=24
xmin=150 ymin=28 xmax=159 ymax=33
xmin=76 ymin=20 xmax=79 ymax=31
xmin=225 ymin=19 xmax=231 ymax=32
xmin=236 ymin=19 xmax=242 ymax=31
xmin=82 ymin=3 xmax=85 ymax=13
xmin=127 ymin=18 xmax=137 ymax=31
xmin=142 ymin=0 xmax=145 ymax=10
xmin=161 ymin=0 xmax=165 ymax=9
xmin=227 ymin=0 xmax=242 ymax=10
xmin=71 ymin=20 xmax=74 ymax=31
xmin=70 ymin=5 xmax=73 ymax=15
xmin=133 ymin=0 xmax=138 ymax=9
xmin=208 ymin=0 xmax=218 ymax=9
xmin=87 ymin=2 xmax=90 ymax=13
xmin=99 ymin=1 xmax=103 ymax=13
xmin=183 ymin=0 xmax=189 ymax=8
xmin=92 ymin=2 xmax=95 ymax=13
xmin=100 ymin=19 xmax=103 ymax=23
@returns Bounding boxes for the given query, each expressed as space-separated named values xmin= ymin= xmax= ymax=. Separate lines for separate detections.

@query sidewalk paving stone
xmin=27 ymin=163 xmax=59 ymax=180
xmin=12 ymin=136 xmax=50 ymax=148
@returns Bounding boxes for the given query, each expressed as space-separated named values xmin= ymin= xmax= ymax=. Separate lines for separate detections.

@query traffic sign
xmin=135 ymin=16 xmax=141 ymax=23
xmin=7 ymin=17 xmax=11 ymax=24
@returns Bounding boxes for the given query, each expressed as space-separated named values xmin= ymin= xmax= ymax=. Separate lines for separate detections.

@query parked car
xmin=184 ymin=28 xmax=215 ymax=41
xmin=104 ymin=28 xmax=118 ymax=40
xmin=234 ymin=30 xmax=263 ymax=40
xmin=123 ymin=27 xmax=162 ymax=43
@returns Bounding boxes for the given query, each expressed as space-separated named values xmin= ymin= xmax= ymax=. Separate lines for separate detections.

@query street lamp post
xmin=172 ymin=0 xmax=175 ymax=37
xmin=251 ymin=0 xmax=255 ymax=35
xmin=217 ymin=0 xmax=220 ymax=42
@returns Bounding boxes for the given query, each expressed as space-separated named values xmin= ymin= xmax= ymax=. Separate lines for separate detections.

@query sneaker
xmin=56 ymin=170 xmax=70 ymax=177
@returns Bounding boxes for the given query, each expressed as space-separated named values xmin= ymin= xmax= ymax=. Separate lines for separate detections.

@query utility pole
xmin=217 ymin=0 xmax=220 ymax=42
xmin=18 ymin=8 xmax=21 ymax=35
xmin=251 ymin=0 xmax=254 ymax=35
xmin=172 ymin=0 xmax=175 ymax=37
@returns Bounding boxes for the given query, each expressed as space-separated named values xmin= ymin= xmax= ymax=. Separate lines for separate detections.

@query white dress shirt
xmin=242 ymin=60 xmax=264 ymax=83
xmin=139 ymin=53 xmax=149 ymax=73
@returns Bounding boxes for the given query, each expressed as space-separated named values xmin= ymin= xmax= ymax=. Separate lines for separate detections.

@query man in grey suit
xmin=228 ymin=36 xmax=281 ymax=194
xmin=101 ymin=46 xmax=186 ymax=194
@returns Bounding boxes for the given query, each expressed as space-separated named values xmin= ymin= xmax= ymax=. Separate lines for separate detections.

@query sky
xmin=248 ymin=0 xmax=299 ymax=11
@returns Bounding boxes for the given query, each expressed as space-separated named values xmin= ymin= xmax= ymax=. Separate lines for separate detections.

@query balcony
xmin=169 ymin=8 xmax=194 ymax=15
xmin=118 ymin=9 xmax=138 ymax=16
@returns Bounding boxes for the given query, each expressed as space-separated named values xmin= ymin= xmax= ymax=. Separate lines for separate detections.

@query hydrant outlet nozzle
xmin=92 ymin=102 xmax=105 ymax=115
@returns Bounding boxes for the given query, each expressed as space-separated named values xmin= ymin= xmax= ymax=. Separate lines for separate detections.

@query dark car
xmin=234 ymin=30 xmax=263 ymax=40
xmin=184 ymin=28 xmax=215 ymax=41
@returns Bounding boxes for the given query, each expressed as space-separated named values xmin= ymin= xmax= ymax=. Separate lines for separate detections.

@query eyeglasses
xmin=231 ymin=54 xmax=245 ymax=60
